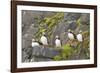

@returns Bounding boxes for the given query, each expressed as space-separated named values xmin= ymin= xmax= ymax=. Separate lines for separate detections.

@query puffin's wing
xmin=72 ymin=32 xmax=77 ymax=39
xmin=38 ymin=41 xmax=43 ymax=45
xmin=45 ymin=37 xmax=48 ymax=45
xmin=47 ymin=38 xmax=49 ymax=45
xmin=60 ymin=39 xmax=62 ymax=46
xmin=58 ymin=38 xmax=62 ymax=47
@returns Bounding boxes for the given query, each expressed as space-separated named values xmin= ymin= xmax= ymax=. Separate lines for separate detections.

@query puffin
xmin=40 ymin=32 xmax=48 ymax=46
xmin=55 ymin=35 xmax=62 ymax=47
xmin=31 ymin=39 xmax=39 ymax=47
xmin=77 ymin=30 xmax=83 ymax=42
xmin=68 ymin=29 xmax=76 ymax=40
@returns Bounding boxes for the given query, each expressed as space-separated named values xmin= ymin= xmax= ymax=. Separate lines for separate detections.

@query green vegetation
xmin=53 ymin=44 xmax=75 ymax=61
xmin=61 ymin=44 xmax=74 ymax=59
xmin=34 ymin=12 xmax=64 ymax=39
xmin=53 ymin=55 xmax=62 ymax=61
xmin=76 ymin=17 xmax=81 ymax=26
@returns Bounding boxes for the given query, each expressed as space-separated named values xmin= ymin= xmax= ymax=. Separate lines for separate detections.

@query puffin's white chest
xmin=68 ymin=33 xmax=74 ymax=40
xmin=40 ymin=36 xmax=48 ymax=45
xmin=32 ymin=42 xmax=39 ymax=47
xmin=77 ymin=34 xmax=83 ymax=42
xmin=55 ymin=39 xmax=61 ymax=47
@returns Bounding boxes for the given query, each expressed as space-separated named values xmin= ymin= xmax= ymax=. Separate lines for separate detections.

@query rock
xmin=31 ymin=56 xmax=53 ymax=62
xmin=64 ymin=13 xmax=81 ymax=21
xmin=22 ymin=46 xmax=61 ymax=62
xmin=31 ymin=46 xmax=60 ymax=58
xmin=80 ymin=13 xmax=90 ymax=25
xmin=22 ymin=49 xmax=29 ymax=62
xmin=68 ymin=22 xmax=77 ymax=30
xmin=22 ymin=48 xmax=32 ymax=62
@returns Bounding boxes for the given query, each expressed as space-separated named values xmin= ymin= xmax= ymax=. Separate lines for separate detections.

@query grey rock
xmin=68 ymin=22 xmax=77 ymax=30
xmin=31 ymin=56 xmax=53 ymax=62
xmin=31 ymin=46 xmax=60 ymax=58
xmin=22 ymin=46 xmax=61 ymax=62
xmin=80 ymin=13 xmax=90 ymax=25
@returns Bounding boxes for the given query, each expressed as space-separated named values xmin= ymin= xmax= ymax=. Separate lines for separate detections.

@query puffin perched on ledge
xmin=55 ymin=35 xmax=62 ymax=47
xmin=68 ymin=29 xmax=76 ymax=40
xmin=31 ymin=39 xmax=39 ymax=47
xmin=77 ymin=30 xmax=83 ymax=42
xmin=40 ymin=32 xmax=48 ymax=46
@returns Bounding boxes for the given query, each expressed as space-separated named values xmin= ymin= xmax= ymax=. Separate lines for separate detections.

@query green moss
xmin=61 ymin=44 xmax=74 ymax=59
xmin=40 ymin=29 xmax=46 ymax=33
xmin=34 ymin=12 xmax=64 ymax=40
xmin=53 ymin=55 xmax=62 ymax=61
xmin=76 ymin=18 xmax=81 ymax=26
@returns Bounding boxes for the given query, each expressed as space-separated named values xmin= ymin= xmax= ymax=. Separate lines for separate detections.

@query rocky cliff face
xmin=22 ymin=46 xmax=60 ymax=62
xmin=22 ymin=10 xmax=90 ymax=62
xmin=22 ymin=11 xmax=89 ymax=48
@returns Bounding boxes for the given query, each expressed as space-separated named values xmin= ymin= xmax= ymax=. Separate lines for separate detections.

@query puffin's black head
xmin=79 ymin=30 xmax=82 ymax=34
xmin=55 ymin=35 xmax=60 ymax=39
xmin=42 ymin=32 xmax=46 ymax=36
xmin=32 ymin=39 xmax=35 ymax=42
xmin=68 ymin=29 xmax=72 ymax=33
xmin=32 ymin=38 xmax=39 ymax=42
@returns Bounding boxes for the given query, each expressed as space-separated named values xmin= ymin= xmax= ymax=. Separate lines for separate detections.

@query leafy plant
xmin=53 ymin=55 xmax=62 ymax=61
xmin=61 ymin=44 xmax=74 ymax=59
xmin=53 ymin=44 xmax=75 ymax=61
xmin=76 ymin=18 xmax=81 ymax=26
xmin=34 ymin=12 xmax=64 ymax=39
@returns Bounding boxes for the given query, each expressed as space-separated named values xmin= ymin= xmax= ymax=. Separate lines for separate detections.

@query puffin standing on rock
xmin=31 ymin=39 xmax=39 ymax=47
xmin=77 ymin=30 xmax=83 ymax=42
xmin=76 ymin=30 xmax=83 ymax=56
xmin=40 ymin=32 xmax=48 ymax=46
xmin=67 ymin=29 xmax=76 ymax=46
xmin=68 ymin=29 xmax=76 ymax=40
xmin=55 ymin=35 xmax=62 ymax=47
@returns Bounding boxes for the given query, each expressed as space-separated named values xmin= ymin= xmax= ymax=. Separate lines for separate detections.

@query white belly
xmin=32 ymin=42 xmax=39 ymax=47
xmin=77 ymin=34 xmax=83 ymax=42
xmin=68 ymin=33 xmax=74 ymax=40
xmin=40 ymin=36 xmax=48 ymax=45
xmin=55 ymin=39 xmax=61 ymax=47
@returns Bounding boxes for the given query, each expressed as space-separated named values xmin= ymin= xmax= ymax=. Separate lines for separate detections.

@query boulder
xmin=31 ymin=46 xmax=60 ymax=58
xmin=22 ymin=46 xmax=61 ymax=62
